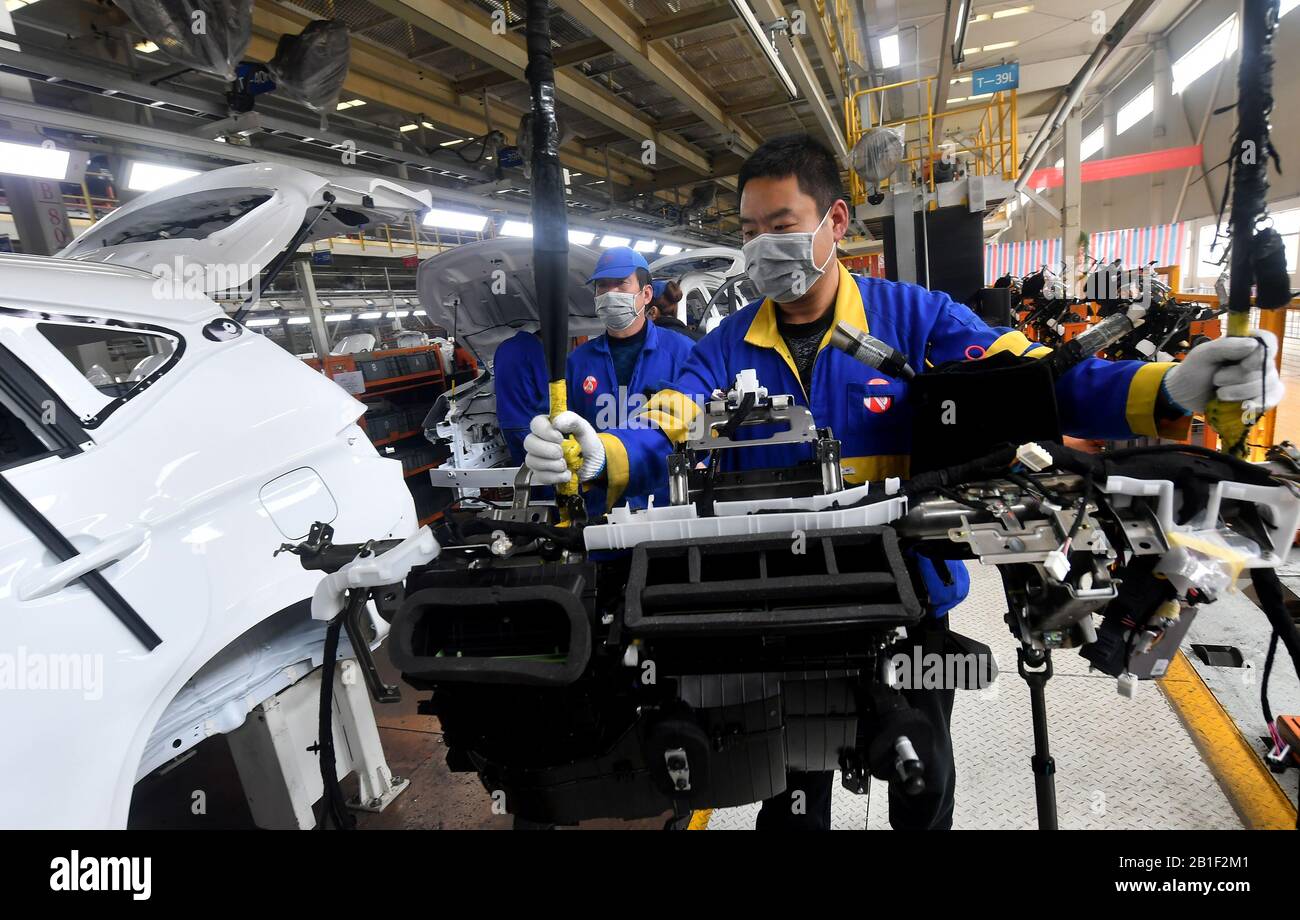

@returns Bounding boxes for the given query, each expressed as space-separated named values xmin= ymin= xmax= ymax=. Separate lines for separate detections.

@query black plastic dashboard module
xmin=626 ymin=526 xmax=920 ymax=637
xmin=390 ymin=562 xmax=596 ymax=687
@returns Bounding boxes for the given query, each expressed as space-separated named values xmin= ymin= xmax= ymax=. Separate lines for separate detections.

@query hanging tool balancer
xmin=525 ymin=0 xmax=586 ymax=521
xmin=1208 ymin=0 xmax=1292 ymax=456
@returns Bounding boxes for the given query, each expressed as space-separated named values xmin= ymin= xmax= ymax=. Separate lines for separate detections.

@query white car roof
xmin=649 ymin=247 xmax=744 ymax=278
xmin=0 ymin=252 xmax=219 ymax=326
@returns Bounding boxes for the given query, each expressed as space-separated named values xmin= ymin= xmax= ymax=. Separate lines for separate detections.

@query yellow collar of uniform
xmin=743 ymin=262 xmax=868 ymax=352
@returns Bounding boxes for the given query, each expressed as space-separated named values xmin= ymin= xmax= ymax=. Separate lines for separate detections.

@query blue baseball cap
xmin=588 ymin=246 xmax=649 ymax=283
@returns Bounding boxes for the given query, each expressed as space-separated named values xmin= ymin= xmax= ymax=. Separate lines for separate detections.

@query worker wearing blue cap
xmin=564 ymin=246 xmax=694 ymax=509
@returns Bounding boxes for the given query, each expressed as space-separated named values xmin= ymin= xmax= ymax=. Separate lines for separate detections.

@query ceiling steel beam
xmin=451 ymin=37 xmax=608 ymax=93
xmin=929 ymin=0 xmax=962 ymax=145
xmin=725 ymin=90 xmax=792 ymax=116
xmin=364 ymin=0 xmax=714 ymax=174
xmin=552 ymin=0 xmax=762 ymax=154
xmin=639 ymin=3 xmax=736 ymax=42
xmin=249 ymin=5 xmax=650 ymax=188
xmin=798 ymin=0 xmax=847 ymax=117
xmin=747 ymin=0 xmax=849 ymax=160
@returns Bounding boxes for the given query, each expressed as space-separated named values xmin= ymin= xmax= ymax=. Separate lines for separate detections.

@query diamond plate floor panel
xmin=705 ymin=564 xmax=1245 ymax=830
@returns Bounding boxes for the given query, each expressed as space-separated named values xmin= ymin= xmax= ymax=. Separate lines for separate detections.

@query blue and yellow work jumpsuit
xmin=566 ymin=318 xmax=695 ymax=511
xmin=591 ymin=263 xmax=1188 ymax=829
xmin=493 ymin=330 xmax=549 ymax=465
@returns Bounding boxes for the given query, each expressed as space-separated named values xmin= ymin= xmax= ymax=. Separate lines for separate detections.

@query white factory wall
xmin=1008 ymin=0 xmax=1300 ymax=281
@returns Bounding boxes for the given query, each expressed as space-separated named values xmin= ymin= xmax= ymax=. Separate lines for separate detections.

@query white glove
xmin=522 ymin=411 xmax=606 ymax=485
xmin=1162 ymin=330 xmax=1284 ymax=415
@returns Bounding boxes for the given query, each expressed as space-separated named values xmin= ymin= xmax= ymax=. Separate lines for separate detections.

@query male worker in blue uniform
xmin=565 ymin=246 xmax=695 ymax=509
xmin=523 ymin=133 xmax=1282 ymax=828
xmin=493 ymin=328 xmax=549 ymax=464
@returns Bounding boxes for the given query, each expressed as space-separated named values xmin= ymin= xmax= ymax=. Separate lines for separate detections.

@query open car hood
xmin=59 ymin=163 xmax=432 ymax=294
xmin=416 ymin=237 xmax=603 ymax=360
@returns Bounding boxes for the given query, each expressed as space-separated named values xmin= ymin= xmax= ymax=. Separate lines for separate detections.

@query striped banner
xmin=985 ymin=222 xmax=1187 ymax=284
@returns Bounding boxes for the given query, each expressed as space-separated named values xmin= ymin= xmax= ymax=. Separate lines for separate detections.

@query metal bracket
xmin=664 ymin=747 xmax=691 ymax=792
xmin=686 ymin=397 xmax=817 ymax=450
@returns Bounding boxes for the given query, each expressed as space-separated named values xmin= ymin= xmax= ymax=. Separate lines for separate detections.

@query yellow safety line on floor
xmin=1160 ymin=650 xmax=1296 ymax=829
xmin=687 ymin=809 xmax=712 ymax=830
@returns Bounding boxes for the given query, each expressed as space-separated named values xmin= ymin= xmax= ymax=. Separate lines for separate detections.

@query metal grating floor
xmin=705 ymin=564 xmax=1246 ymax=830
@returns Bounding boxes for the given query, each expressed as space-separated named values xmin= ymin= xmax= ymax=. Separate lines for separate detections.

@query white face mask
xmin=741 ymin=208 xmax=835 ymax=304
xmin=595 ymin=289 xmax=644 ymax=331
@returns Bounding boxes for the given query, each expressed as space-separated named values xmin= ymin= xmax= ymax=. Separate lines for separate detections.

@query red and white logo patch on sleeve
xmin=863 ymin=377 xmax=892 ymax=413
xmin=582 ymin=375 xmax=598 ymax=395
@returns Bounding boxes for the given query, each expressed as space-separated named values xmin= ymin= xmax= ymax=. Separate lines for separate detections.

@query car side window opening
xmin=0 ymin=391 xmax=51 ymax=468
xmin=36 ymin=322 xmax=179 ymax=401
xmin=0 ymin=347 xmax=86 ymax=471
xmin=685 ymin=287 xmax=710 ymax=325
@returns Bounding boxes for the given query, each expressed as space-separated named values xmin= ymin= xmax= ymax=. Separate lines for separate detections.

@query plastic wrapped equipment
xmin=117 ymin=0 xmax=252 ymax=81
xmin=267 ymin=19 xmax=352 ymax=111
xmin=850 ymin=126 xmax=905 ymax=184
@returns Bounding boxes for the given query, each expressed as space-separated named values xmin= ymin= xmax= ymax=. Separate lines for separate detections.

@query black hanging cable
xmin=1261 ymin=629 xmax=1279 ymax=728
xmin=314 ymin=605 xmax=357 ymax=830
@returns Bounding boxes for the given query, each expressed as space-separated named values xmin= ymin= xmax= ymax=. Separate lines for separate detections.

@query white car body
xmin=648 ymin=247 xmax=748 ymax=333
xmin=0 ymin=164 xmax=429 ymax=828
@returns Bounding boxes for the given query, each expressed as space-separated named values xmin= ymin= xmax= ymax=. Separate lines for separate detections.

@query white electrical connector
xmin=1117 ymin=671 xmax=1138 ymax=699
xmin=732 ymin=368 xmax=767 ymax=403
xmin=1044 ymin=550 xmax=1069 ymax=582
xmin=1015 ymin=441 xmax=1053 ymax=472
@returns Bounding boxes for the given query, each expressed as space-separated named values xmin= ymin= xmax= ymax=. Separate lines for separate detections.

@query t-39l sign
xmin=971 ymin=62 xmax=1019 ymax=96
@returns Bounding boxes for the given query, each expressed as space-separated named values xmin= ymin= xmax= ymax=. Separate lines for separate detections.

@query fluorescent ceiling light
xmin=424 ymin=208 xmax=488 ymax=232
xmin=413 ymin=310 xmax=427 ymax=316
xmin=386 ymin=311 xmax=410 ymax=319
xmin=134 ymin=41 xmax=159 ymax=53
xmin=325 ymin=313 xmax=352 ymax=322
xmin=729 ymin=0 xmax=799 ymax=98
xmin=878 ymin=33 xmax=900 ymax=69
xmin=246 ymin=318 xmax=280 ymax=327
xmin=127 ymin=161 xmax=200 ymax=191
xmin=599 ymin=235 xmax=631 ymax=248
xmin=336 ymin=99 xmax=366 ymax=110
xmin=1172 ymin=15 xmax=1239 ymax=95
xmin=992 ymin=5 xmax=1033 ymax=18
xmin=1116 ymin=83 xmax=1154 ymax=135
xmin=633 ymin=240 xmax=658 ymax=253
xmin=357 ymin=311 xmax=382 ymax=320
xmin=500 ymin=220 xmax=533 ymax=238
xmin=568 ymin=230 xmax=596 ymax=245
xmin=953 ymin=1 xmax=970 ymax=66
xmin=287 ymin=316 xmax=311 ymax=325
xmin=979 ymin=41 xmax=1019 ymax=52
xmin=440 ymin=138 xmax=468 ymax=147
xmin=0 ymin=140 xmax=69 ymax=180
xmin=399 ymin=124 xmax=419 ymax=132
xmin=659 ymin=244 xmax=683 ymax=256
